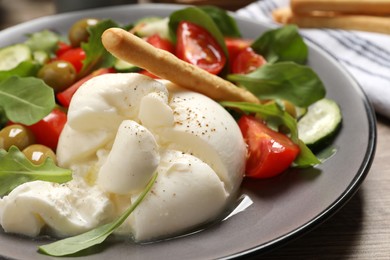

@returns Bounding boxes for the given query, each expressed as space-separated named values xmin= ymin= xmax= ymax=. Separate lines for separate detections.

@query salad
xmin=0 ymin=5 xmax=342 ymax=257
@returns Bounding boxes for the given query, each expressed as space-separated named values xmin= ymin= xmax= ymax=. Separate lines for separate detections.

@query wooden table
xmin=1 ymin=0 xmax=389 ymax=259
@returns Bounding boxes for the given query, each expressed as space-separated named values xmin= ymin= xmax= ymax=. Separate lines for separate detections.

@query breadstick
xmin=273 ymin=7 xmax=390 ymax=35
xmin=273 ymin=7 xmax=296 ymax=24
xmin=291 ymin=0 xmax=390 ymax=15
xmin=101 ymin=28 xmax=259 ymax=103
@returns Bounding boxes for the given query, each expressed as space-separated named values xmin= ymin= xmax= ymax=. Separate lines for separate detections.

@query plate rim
xmin=0 ymin=3 xmax=377 ymax=259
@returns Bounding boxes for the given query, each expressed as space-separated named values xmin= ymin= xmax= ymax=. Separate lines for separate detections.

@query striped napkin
xmin=237 ymin=0 xmax=390 ymax=118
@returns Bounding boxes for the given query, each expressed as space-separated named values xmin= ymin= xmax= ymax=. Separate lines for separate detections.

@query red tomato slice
xmin=176 ymin=21 xmax=226 ymax=75
xmin=27 ymin=109 xmax=67 ymax=151
xmin=232 ymin=47 xmax=267 ymax=74
xmin=145 ymin=34 xmax=175 ymax=53
xmin=224 ymin=37 xmax=252 ymax=64
xmin=56 ymin=67 xmax=114 ymax=108
xmin=56 ymin=47 xmax=86 ymax=73
xmin=238 ymin=115 xmax=300 ymax=179
xmin=56 ymin=41 xmax=72 ymax=57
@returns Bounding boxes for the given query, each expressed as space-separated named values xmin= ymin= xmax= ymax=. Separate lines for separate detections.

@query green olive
xmin=37 ymin=60 xmax=77 ymax=93
xmin=0 ymin=124 xmax=35 ymax=151
xmin=68 ymin=18 xmax=100 ymax=47
xmin=22 ymin=144 xmax=57 ymax=165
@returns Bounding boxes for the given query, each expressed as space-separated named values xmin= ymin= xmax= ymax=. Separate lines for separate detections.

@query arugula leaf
xmin=222 ymin=101 xmax=299 ymax=141
xmin=24 ymin=30 xmax=60 ymax=54
xmin=0 ymin=146 xmax=72 ymax=197
xmin=0 ymin=76 xmax=55 ymax=125
xmin=0 ymin=60 xmax=40 ymax=82
xmin=251 ymin=25 xmax=308 ymax=64
xmin=168 ymin=7 xmax=228 ymax=55
xmin=79 ymin=19 xmax=118 ymax=78
xmin=38 ymin=172 xmax=158 ymax=256
xmin=227 ymin=62 xmax=326 ymax=108
xmin=220 ymin=101 xmax=320 ymax=167
xmin=295 ymin=140 xmax=322 ymax=167
xmin=198 ymin=6 xmax=241 ymax=38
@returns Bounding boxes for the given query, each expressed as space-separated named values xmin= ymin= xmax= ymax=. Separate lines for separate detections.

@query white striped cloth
xmin=237 ymin=0 xmax=390 ymax=118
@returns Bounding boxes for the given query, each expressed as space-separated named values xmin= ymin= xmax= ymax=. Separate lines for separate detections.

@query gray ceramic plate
xmin=0 ymin=4 xmax=376 ymax=260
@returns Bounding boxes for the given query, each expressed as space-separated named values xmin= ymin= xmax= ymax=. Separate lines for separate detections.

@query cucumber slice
xmin=33 ymin=50 xmax=49 ymax=64
xmin=298 ymin=98 xmax=342 ymax=150
xmin=114 ymin=59 xmax=140 ymax=72
xmin=0 ymin=44 xmax=32 ymax=71
xmin=134 ymin=17 xmax=170 ymax=39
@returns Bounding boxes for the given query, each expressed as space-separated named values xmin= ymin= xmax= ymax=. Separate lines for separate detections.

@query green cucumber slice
xmin=134 ymin=17 xmax=170 ymax=39
xmin=0 ymin=44 xmax=32 ymax=71
xmin=33 ymin=50 xmax=49 ymax=65
xmin=298 ymin=98 xmax=342 ymax=150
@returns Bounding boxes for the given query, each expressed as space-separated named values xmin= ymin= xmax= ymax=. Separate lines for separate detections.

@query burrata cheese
xmin=0 ymin=73 xmax=246 ymax=242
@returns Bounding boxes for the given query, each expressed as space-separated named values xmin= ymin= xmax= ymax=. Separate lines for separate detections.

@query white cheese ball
xmin=0 ymin=73 xmax=246 ymax=241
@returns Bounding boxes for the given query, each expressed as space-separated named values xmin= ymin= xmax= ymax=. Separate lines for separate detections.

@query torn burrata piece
xmin=0 ymin=73 xmax=246 ymax=242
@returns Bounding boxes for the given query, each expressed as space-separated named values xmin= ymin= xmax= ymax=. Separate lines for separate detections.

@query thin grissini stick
xmin=291 ymin=0 xmax=390 ymax=15
xmin=272 ymin=7 xmax=390 ymax=35
xmin=101 ymin=28 xmax=260 ymax=104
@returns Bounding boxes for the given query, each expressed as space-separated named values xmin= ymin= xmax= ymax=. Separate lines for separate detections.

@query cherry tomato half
xmin=56 ymin=67 xmax=114 ymax=108
xmin=55 ymin=41 xmax=72 ymax=57
xmin=224 ymin=37 xmax=252 ymax=64
xmin=238 ymin=115 xmax=300 ymax=179
xmin=232 ymin=47 xmax=267 ymax=74
xmin=27 ymin=108 xmax=67 ymax=151
xmin=56 ymin=47 xmax=86 ymax=73
xmin=145 ymin=34 xmax=175 ymax=53
xmin=176 ymin=21 xmax=226 ymax=75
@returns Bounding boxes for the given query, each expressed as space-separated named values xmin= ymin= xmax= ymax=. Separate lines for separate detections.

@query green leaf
xmin=227 ymin=62 xmax=326 ymax=108
xmin=220 ymin=101 xmax=320 ymax=167
xmin=168 ymin=7 xmax=228 ymax=55
xmin=0 ymin=76 xmax=55 ymax=125
xmin=251 ymin=25 xmax=308 ymax=64
xmin=38 ymin=172 xmax=158 ymax=256
xmin=25 ymin=30 xmax=60 ymax=54
xmin=79 ymin=19 xmax=118 ymax=78
xmin=0 ymin=146 xmax=72 ymax=197
xmin=0 ymin=60 xmax=41 ymax=82
xmin=198 ymin=6 xmax=241 ymax=38
xmin=295 ymin=139 xmax=321 ymax=167
xmin=221 ymin=101 xmax=299 ymax=141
